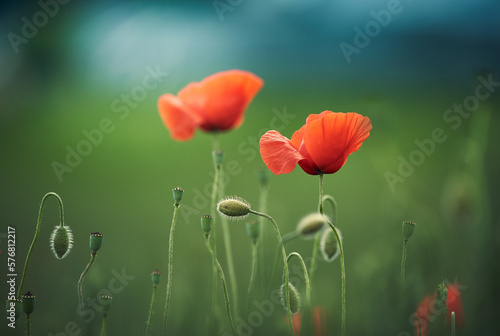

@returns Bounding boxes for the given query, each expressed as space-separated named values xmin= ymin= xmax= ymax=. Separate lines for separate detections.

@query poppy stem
xmin=318 ymin=174 xmax=324 ymax=214
xmin=78 ymin=251 xmax=97 ymax=331
xmin=246 ymin=240 xmax=258 ymax=316
xmin=162 ymin=201 xmax=180 ymax=335
xmin=26 ymin=315 xmax=31 ymax=336
xmin=210 ymin=147 xmax=221 ymax=311
xmin=18 ymin=192 xmax=64 ymax=298
xmin=249 ymin=210 xmax=295 ymax=336
xmin=269 ymin=231 xmax=299 ymax=296
xmin=401 ymin=239 xmax=408 ymax=283
xmin=99 ymin=313 xmax=108 ymax=336
xmin=451 ymin=311 xmax=455 ymax=336
xmin=287 ymin=252 xmax=311 ymax=307
xmin=204 ymin=236 xmax=236 ymax=335
xmin=145 ymin=285 xmax=157 ymax=336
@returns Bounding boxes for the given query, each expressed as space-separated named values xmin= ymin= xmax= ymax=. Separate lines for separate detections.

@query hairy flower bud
xmin=320 ymin=228 xmax=342 ymax=262
xmin=280 ymin=283 xmax=301 ymax=314
xmin=296 ymin=213 xmax=326 ymax=239
xmin=50 ymin=225 xmax=73 ymax=259
xmin=217 ymin=196 xmax=251 ymax=220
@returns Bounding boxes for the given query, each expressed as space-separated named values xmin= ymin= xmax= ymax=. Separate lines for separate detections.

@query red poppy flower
xmin=259 ymin=111 xmax=372 ymax=175
xmin=158 ymin=70 xmax=263 ymax=141
xmin=414 ymin=284 xmax=464 ymax=336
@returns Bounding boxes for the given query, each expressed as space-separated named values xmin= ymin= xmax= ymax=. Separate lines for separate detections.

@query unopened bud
xmin=280 ymin=283 xmax=301 ymax=314
xmin=50 ymin=225 xmax=73 ymax=259
xmin=217 ymin=196 xmax=251 ymax=220
xmin=296 ymin=213 xmax=326 ymax=239
xmin=320 ymin=229 xmax=342 ymax=262
xmin=246 ymin=220 xmax=261 ymax=241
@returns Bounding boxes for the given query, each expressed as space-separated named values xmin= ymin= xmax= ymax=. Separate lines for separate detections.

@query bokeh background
xmin=1 ymin=0 xmax=499 ymax=335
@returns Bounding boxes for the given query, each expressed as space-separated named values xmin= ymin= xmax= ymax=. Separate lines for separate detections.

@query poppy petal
xmin=304 ymin=111 xmax=372 ymax=174
xmin=260 ymin=130 xmax=306 ymax=175
xmin=158 ymin=94 xmax=200 ymax=141
xmin=179 ymin=70 xmax=263 ymax=132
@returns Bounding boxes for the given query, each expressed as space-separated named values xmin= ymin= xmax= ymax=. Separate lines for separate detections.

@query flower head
xmin=158 ymin=70 xmax=263 ymax=141
xmin=260 ymin=111 xmax=372 ymax=175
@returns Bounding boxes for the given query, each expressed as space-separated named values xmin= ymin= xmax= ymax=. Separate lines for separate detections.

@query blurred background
xmin=1 ymin=0 xmax=499 ymax=335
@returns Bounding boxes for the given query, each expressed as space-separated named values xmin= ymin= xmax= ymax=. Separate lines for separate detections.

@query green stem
xmin=324 ymin=217 xmax=346 ymax=336
xmin=322 ymin=195 xmax=338 ymax=224
xmin=258 ymin=180 xmax=269 ymax=292
xmin=18 ymin=192 xmax=64 ymax=297
xmin=250 ymin=210 xmax=294 ymax=336
xmin=26 ymin=315 xmax=31 ymax=336
xmin=318 ymin=174 xmax=324 ymax=214
xmin=78 ymin=252 xmax=97 ymax=325
xmin=145 ymin=286 xmax=157 ymax=336
xmin=204 ymin=237 xmax=236 ymax=335
xmin=401 ymin=239 xmax=408 ymax=283
xmin=451 ymin=311 xmax=455 ymax=336
xmin=287 ymin=252 xmax=310 ymax=307
xmin=308 ymin=234 xmax=320 ymax=287
xmin=100 ymin=313 xmax=108 ymax=336
xmin=162 ymin=203 xmax=180 ymax=335
xmin=220 ymin=211 xmax=239 ymax=318
xmin=210 ymin=140 xmax=221 ymax=310
xmin=416 ymin=316 xmax=422 ymax=336
xmin=246 ymin=241 xmax=258 ymax=316
xmin=269 ymin=231 xmax=300 ymax=295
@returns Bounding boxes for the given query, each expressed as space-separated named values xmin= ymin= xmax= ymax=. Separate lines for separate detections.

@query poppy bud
xmin=280 ymin=283 xmax=301 ymax=314
xmin=296 ymin=213 xmax=326 ymax=239
xmin=50 ymin=225 xmax=73 ymax=259
xmin=217 ymin=196 xmax=251 ymax=220
xmin=213 ymin=150 xmax=225 ymax=166
xmin=6 ymin=298 xmax=22 ymax=320
xmin=21 ymin=292 xmax=35 ymax=315
xmin=320 ymin=228 xmax=342 ymax=262
xmin=98 ymin=294 xmax=112 ymax=313
xmin=172 ymin=187 xmax=184 ymax=205
xmin=246 ymin=220 xmax=261 ymax=241
xmin=201 ymin=215 xmax=212 ymax=236
xmin=151 ymin=269 xmax=161 ymax=286
xmin=435 ymin=282 xmax=448 ymax=316
xmin=90 ymin=232 xmax=104 ymax=253
xmin=402 ymin=220 xmax=416 ymax=240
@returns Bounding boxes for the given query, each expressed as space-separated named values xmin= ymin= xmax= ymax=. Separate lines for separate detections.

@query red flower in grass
xmin=260 ymin=111 xmax=372 ymax=175
xmin=158 ymin=70 xmax=263 ymax=141
xmin=288 ymin=306 xmax=327 ymax=336
xmin=414 ymin=284 xmax=464 ymax=336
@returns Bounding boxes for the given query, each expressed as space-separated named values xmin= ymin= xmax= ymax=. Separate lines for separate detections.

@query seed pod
xmin=98 ymin=294 xmax=112 ymax=313
xmin=217 ymin=196 xmax=251 ymax=220
xmin=172 ymin=187 xmax=184 ymax=205
xmin=320 ymin=228 xmax=342 ymax=262
xmin=21 ymin=292 xmax=35 ymax=315
xmin=256 ymin=168 xmax=270 ymax=187
xmin=201 ymin=215 xmax=212 ymax=236
xmin=213 ymin=150 xmax=225 ymax=166
xmin=246 ymin=220 xmax=261 ymax=241
xmin=90 ymin=232 xmax=104 ymax=253
xmin=402 ymin=220 xmax=416 ymax=240
xmin=296 ymin=213 xmax=326 ymax=239
xmin=280 ymin=283 xmax=301 ymax=314
xmin=50 ymin=225 xmax=73 ymax=259
xmin=151 ymin=269 xmax=161 ymax=286
xmin=6 ymin=298 xmax=22 ymax=320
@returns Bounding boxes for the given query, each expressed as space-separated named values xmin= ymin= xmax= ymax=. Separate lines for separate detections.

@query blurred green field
xmin=1 ymin=1 xmax=499 ymax=335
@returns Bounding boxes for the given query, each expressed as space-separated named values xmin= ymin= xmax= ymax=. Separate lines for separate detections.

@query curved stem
xmin=401 ymin=239 xmax=408 ymax=283
xmin=287 ymin=252 xmax=310 ymax=307
xmin=269 ymin=231 xmax=300 ymax=295
xmin=325 ymin=218 xmax=346 ymax=336
xmin=162 ymin=203 xmax=180 ymax=335
xmin=246 ymin=241 xmax=258 ymax=316
xmin=18 ymin=192 xmax=64 ymax=297
xmin=100 ymin=313 xmax=108 ymax=336
xmin=78 ymin=252 xmax=97 ymax=323
xmin=322 ymin=195 xmax=338 ymax=224
xmin=250 ymin=210 xmax=294 ymax=336
xmin=204 ymin=237 xmax=236 ymax=335
xmin=145 ymin=286 xmax=157 ymax=336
